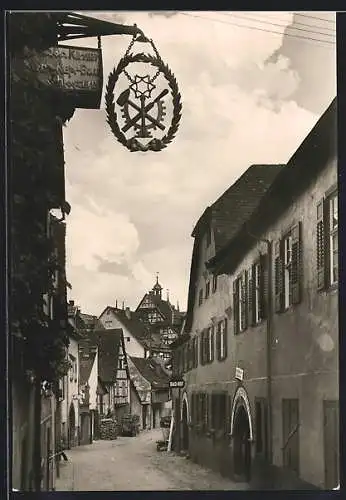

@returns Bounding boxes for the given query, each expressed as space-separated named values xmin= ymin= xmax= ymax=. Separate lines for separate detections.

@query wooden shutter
xmin=200 ymin=331 xmax=204 ymax=365
xmin=274 ymin=240 xmax=284 ymax=312
xmin=259 ymin=254 xmax=268 ymax=320
xmin=291 ymin=222 xmax=302 ymax=305
xmin=210 ymin=327 xmax=215 ymax=362
xmin=233 ymin=280 xmax=239 ymax=334
xmin=243 ymin=271 xmax=248 ymax=329
xmin=317 ymin=199 xmax=326 ymax=290
xmin=223 ymin=318 xmax=228 ymax=359
xmin=248 ymin=267 xmax=254 ymax=326
xmin=216 ymin=322 xmax=221 ymax=361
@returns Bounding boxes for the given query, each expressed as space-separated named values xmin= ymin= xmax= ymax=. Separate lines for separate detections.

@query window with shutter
xmin=194 ymin=336 xmax=198 ymax=368
xmin=317 ymin=199 xmax=325 ymax=290
xmin=205 ymin=281 xmax=210 ymax=299
xmin=259 ymin=254 xmax=268 ymax=320
xmin=204 ymin=329 xmax=209 ymax=363
xmin=328 ymin=192 xmax=338 ymax=286
xmin=223 ymin=319 xmax=228 ymax=359
xmin=200 ymin=332 xmax=204 ymax=365
xmin=210 ymin=326 xmax=214 ymax=363
xmin=242 ymin=271 xmax=248 ymax=330
xmin=248 ymin=267 xmax=254 ymax=326
xmin=216 ymin=322 xmax=221 ymax=361
xmin=283 ymin=233 xmax=293 ymax=309
xmin=212 ymin=275 xmax=218 ymax=293
xmin=274 ymin=240 xmax=284 ymax=312
xmin=198 ymin=289 xmax=203 ymax=306
xmin=233 ymin=280 xmax=240 ymax=335
xmin=218 ymin=319 xmax=227 ymax=361
xmin=291 ymin=222 xmax=302 ymax=304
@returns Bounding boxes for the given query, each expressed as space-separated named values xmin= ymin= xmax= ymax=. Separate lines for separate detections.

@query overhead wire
xmin=218 ymin=11 xmax=336 ymax=35
xmin=294 ymin=12 xmax=336 ymax=24
xmin=179 ymin=12 xmax=336 ymax=48
xmin=221 ymin=12 xmax=336 ymax=39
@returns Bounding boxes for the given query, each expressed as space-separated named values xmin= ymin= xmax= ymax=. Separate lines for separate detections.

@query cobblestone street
xmin=55 ymin=429 xmax=249 ymax=491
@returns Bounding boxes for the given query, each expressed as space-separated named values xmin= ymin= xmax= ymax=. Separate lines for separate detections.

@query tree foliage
xmin=10 ymin=12 xmax=72 ymax=382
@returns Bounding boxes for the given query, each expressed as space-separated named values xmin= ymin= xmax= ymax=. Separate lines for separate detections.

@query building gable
xmin=99 ymin=307 xmax=146 ymax=357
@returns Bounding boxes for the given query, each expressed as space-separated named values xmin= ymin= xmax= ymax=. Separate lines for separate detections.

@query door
xmin=142 ymin=405 xmax=147 ymax=429
xmin=182 ymin=400 xmax=189 ymax=451
xmin=233 ymin=404 xmax=251 ymax=481
xmin=324 ymin=400 xmax=339 ymax=489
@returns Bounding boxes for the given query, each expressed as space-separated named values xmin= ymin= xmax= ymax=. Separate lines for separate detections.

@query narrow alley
xmin=55 ymin=429 xmax=249 ymax=491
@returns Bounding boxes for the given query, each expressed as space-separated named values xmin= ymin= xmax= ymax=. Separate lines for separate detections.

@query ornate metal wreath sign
xmin=106 ymin=36 xmax=182 ymax=152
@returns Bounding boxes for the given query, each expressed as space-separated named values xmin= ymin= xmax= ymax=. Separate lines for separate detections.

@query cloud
xmin=63 ymin=11 xmax=336 ymax=315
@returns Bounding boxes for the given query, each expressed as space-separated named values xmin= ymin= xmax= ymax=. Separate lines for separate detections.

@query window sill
xmin=218 ymin=355 xmax=228 ymax=363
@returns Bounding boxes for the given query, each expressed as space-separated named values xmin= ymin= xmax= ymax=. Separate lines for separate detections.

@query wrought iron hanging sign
xmin=106 ymin=35 xmax=182 ymax=152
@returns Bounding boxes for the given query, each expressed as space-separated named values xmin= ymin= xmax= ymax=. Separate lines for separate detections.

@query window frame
xmin=253 ymin=261 xmax=261 ymax=324
xmin=205 ymin=281 xmax=210 ymax=299
xmin=328 ymin=191 xmax=338 ymax=286
xmin=212 ymin=275 xmax=218 ymax=293
xmin=234 ymin=271 xmax=248 ymax=334
xmin=283 ymin=231 xmax=293 ymax=310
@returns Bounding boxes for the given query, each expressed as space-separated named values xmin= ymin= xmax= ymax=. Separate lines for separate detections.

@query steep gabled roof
xmin=85 ymin=329 xmax=123 ymax=384
xmin=105 ymin=308 xmax=151 ymax=348
xmin=185 ymin=163 xmax=283 ymax=333
xmin=80 ymin=313 xmax=105 ymax=331
xmin=192 ymin=164 xmax=283 ymax=250
xmin=130 ymin=356 xmax=169 ymax=389
xmin=208 ymin=98 xmax=337 ymax=275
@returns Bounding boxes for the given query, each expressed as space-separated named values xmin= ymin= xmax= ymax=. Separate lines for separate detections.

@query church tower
xmin=152 ymin=273 xmax=163 ymax=299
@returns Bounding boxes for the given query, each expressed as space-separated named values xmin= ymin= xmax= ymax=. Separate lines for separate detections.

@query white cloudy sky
xmin=62 ymin=11 xmax=336 ymax=315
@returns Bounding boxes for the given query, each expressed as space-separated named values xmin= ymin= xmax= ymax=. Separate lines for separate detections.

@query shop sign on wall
xmin=35 ymin=45 xmax=103 ymax=109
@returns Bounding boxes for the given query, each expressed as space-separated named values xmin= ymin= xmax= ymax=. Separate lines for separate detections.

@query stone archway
xmin=230 ymin=387 xmax=253 ymax=482
xmin=68 ymin=404 xmax=76 ymax=448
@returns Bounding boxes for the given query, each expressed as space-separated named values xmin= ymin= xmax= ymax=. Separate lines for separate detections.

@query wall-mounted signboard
xmin=35 ymin=45 xmax=103 ymax=109
xmin=235 ymin=367 xmax=244 ymax=381
xmin=169 ymin=379 xmax=185 ymax=389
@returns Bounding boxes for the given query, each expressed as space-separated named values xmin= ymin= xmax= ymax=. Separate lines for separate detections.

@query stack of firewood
xmin=100 ymin=418 xmax=118 ymax=440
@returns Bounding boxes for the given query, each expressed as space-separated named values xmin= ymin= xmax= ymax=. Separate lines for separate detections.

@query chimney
xmin=115 ymin=299 xmax=118 ymax=309
xmin=122 ymin=301 xmax=125 ymax=310
xmin=125 ymin=307 xmax=131 ymax=320
xmin=166 ymin=289 xmax=170 ymax=303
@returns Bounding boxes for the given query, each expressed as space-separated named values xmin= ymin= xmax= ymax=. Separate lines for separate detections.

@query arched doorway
xmin=68 ymin=404 xmax=76 ymax=448
xmin=233 ymin=403 xmax=251 ymax=481
xmin=181 ymin=399 xmax=189 ymax=452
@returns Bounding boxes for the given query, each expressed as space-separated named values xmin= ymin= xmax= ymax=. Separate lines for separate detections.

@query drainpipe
xmin=245 ymin=227 xmax=273 ymax=465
